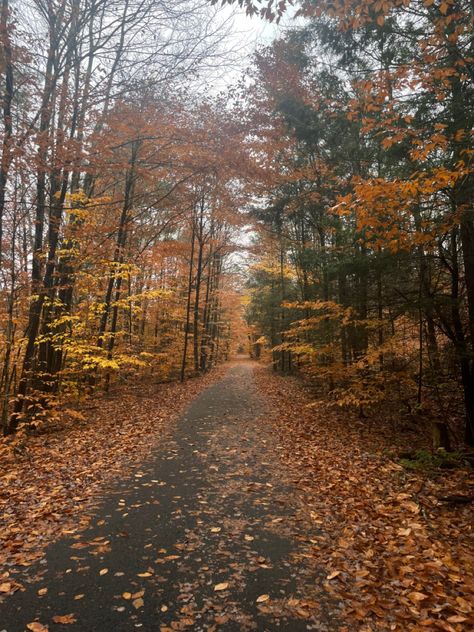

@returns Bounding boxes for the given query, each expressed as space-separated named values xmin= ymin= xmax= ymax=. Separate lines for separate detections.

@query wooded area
xmin=0 ymin=0 xmax=250 ymax=435
xmin=0 ymin=0 xmax=473 ymax=450
xmin=240 ymin=0 xmax=474 ymax=450
xmin=0 ymin=1 xmax=473 ymax=630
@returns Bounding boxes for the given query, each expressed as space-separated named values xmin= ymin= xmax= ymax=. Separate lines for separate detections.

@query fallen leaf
xmin=256 ymin=594 xmax=270 ymax=603
xmin=27 ymin=624 xmax=49 ymax=632
xmin=402 ymin=501 xmax=420 ymax=514
xmin=37 ymin=587 xmax=48 ymax=596
xmin=327 ymin=570 xmax=341 ymax=580
xmin=408 ymin=591 xmax=429 ymax=603
xmin=456 ymin=596 xmax=472 ymax=613
xmin=447 ymin=616 xmax=468 ymax=623
xmin=52 ymin=614 xmax=76 ymax=624
xmin=214 ymin=582 xmax=229 ymax=591
xmin=132 ymin=598 xmax=144 ymax=609
xmin=99 ymin=568 xmax=108 ymax=576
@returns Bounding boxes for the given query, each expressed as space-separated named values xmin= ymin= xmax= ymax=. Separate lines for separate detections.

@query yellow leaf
xmin=132 ymin=598 xmax=144 ymax=609
xmin=327 ymin=571 xmax=341 ymax=580
xmin=214 ymin=582 xmax=229 ymax=591
xmin=0 ymin=582 xmax=11 ymax=593
xmin=38 ymin=588 xmax=48 ymax=596
xmin=99 ymin=568 xmax=108 ymax=576
xmin=122 ymin=592 xmax=132 ymax=600
xmin=137 ymin=572 xmax=152 ymax=577
xmin=256 ymin=594 xmax=270 ymax=603
xmin=210 ymin=527 xmax=221 ymax=533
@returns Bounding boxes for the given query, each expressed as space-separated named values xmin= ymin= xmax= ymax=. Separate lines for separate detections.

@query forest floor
xmin=0 ymin=359 xmax=473 ymax=631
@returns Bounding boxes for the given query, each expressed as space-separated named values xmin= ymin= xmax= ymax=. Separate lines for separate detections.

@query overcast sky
xmin=210 ymin=5 xmax=296 ymax=89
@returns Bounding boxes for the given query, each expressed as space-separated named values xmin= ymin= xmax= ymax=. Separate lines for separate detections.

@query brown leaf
xmin=447 ymin=615 xmax=468 ymax=623
xmin=402 ymin=500 xmax=420 ymax=514
xmin=408 ymin=591 xmax=429 ymax=603
xmin=214 ymin=582 xmax=229 ymax=591
xmin=456 ymin=596 xmax=472 ymax=613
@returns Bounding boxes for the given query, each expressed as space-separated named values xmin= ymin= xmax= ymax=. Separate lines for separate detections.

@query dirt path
xmin=0 ymin=360 xmax=339 ymax=631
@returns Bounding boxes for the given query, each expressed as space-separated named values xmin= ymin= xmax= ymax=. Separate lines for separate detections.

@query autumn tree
xmin=240 ymin=0 xmax=474 ymax=445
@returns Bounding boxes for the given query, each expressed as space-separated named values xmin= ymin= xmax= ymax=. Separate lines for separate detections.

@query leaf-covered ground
xmin=1 ymin=361 xmax=341 ymax=631
xmin=254 ymin=366 xmax=474 ymax=631
xmin=0 ymin=360 xmax=472 ymax=631
xmin=0 ymin=368 xmax=226 ymax=573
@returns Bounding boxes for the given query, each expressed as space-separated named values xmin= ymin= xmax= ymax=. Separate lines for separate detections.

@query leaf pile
xmin=255 ymin=366 xmax=474 ymax=631
xmin=0 ymin=369 xmax=224 ymax=577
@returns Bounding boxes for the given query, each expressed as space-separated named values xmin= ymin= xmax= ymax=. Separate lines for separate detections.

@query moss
xmin=400 ymin=448 xmax=466 ymax=471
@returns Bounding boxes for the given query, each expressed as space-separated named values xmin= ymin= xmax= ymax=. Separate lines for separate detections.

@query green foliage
xmin=400 ymin=449 xmax=467 ymax=472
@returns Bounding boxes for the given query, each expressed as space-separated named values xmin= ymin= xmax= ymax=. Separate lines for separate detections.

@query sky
xmin=229 ymin=7 xmax=282 ymax=47
xmin=208 ymin=4 xmax=295 ymax=89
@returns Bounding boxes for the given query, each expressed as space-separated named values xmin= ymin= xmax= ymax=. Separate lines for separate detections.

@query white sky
xmin=212 ymin=5 xmax=294 ymax=88
xmin=229 ymin=7 xmax=281 ymax=46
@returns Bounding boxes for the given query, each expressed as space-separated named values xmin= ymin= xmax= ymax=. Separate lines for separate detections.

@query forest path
xmin=1 ymin=360 xmax=338 ymax=632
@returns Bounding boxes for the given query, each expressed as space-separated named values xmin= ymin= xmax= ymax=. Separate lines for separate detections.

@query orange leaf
xmin=256 ymin=594 xmax=270 ymax=603
xmin=52 ymin=614 xmax=76 ymax=625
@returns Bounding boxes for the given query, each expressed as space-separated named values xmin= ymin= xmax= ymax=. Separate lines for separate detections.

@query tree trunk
xmin=193 ymin=198 xmax=205 ymax=374
xmin=180 ymin=211 xmax=196 ymax=382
